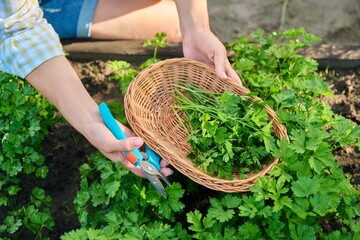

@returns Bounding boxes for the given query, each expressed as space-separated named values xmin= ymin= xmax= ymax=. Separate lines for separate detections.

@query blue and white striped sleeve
xmin=0 ymin=0 xmax=64 ymax=79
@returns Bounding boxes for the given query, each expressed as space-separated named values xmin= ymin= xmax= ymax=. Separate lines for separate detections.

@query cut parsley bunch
xmin=173 ymin=83 xmax=277 ymax=180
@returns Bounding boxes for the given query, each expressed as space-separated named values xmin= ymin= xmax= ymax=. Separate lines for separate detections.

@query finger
xmin=121 ymin=160 xmax=146 ymax=178
xmin=225 ymin=62 xmax=243 ymax=86
xmin=213 ymin=50 xmax=228 ymax=81
xmin=121 ymin=124 xmax=137 ymax=137
xmin=101 ymin=150 xmax=126 ymax=163
xmin=160 ymin=167 xmax=174 ymax=177
xmin=102 ymin=150 xmax=147 ymax=178
xmin=160 ymin=160 xmax=169 ymax=167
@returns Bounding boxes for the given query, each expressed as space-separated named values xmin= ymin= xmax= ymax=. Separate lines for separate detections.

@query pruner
xmin=98 ymin=102 xmax=171 ymax=199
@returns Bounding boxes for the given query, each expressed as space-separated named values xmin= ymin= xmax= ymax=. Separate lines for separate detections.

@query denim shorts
xmin=39 ymin=0 xmax=98 ymax=38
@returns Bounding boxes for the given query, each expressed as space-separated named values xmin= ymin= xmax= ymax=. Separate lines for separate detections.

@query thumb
xmin=213 ymin=50 xmax=228 ymax=81
xmin=120 ymin=137 xmax=144 ymax=152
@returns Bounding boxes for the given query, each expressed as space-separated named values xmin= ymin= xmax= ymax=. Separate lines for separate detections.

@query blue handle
xmin=98 ymin=102 xmax=143 ymax=166
xmin=145 ymin=145 xmax=161 ymax=171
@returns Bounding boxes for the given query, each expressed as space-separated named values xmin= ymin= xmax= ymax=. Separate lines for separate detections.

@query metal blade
xmin=140 ymin=161 xmax=167 ymax=199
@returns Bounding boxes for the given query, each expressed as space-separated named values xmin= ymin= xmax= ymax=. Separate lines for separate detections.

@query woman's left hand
xmin=181 ymin=29 xmax=242 ymax=86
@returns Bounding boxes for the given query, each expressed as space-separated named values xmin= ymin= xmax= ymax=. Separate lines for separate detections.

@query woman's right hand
xmin=87 ymin=118 xmax=174 ymax=178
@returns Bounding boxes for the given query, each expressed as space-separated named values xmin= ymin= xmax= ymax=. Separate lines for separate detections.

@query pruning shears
xmin=98 ymin=102 xmax=171 ymax=199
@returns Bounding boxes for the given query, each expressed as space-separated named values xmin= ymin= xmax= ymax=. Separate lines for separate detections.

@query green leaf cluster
xmin=222 ymin=27 xmax=360 ymax=238
xmin=143 ymin=32 xmax=168 ymax=59
xmin=0 ymin=72 xmax=60 ymax=239
xmin=0 ymin=188 xmax=54 ymax=240
xmin=68 ymin=152 xmax=187 ymax=239
xmin=172 ymin=83 xmax=277 ymax=180
xmin=0 ymin=73 xmax=57 ymax=178
xmin=108 ymin=60 xmax=139 ymax=96
xmin=228 ymin=28 xmax=332 ymax=103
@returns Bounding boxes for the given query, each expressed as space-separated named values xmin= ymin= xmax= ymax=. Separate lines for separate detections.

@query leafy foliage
xmin=60 ymin=28 xmax=360 ymax=239
xmin=0 ymin=72 xmax=60 ymax=239
xmin=172 ymin=84 xmax=277 ymax=180
xmin=70 ymin=152 xmax=187 ymax=239
xmin=0 ymin=28 xmax=354 ymax=239
xmin=108 ymin=60 xmax=138 ymax=96
xmin=0 ymin=188 xmax=54 ymax=240
xmin=143 ymin=32 xmax=168 ymax=59
xmin=0 ymin=73 xmax=57 ymax=180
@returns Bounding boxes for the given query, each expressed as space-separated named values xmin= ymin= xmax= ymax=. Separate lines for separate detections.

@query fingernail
xmin=133 ymin=138 xmax=143 ymax=148
xmin=222 ymin=72 xmax=227 ymax=80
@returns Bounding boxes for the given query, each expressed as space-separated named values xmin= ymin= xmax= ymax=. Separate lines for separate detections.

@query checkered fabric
xmin=0 ymin=0 xmax=64 ymax=78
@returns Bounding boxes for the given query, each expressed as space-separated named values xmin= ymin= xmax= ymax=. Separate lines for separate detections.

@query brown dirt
xmin=321 ymin=67 xmax=360 ymax=189
xmin=208 ymin=0 xmax=360 ymax=46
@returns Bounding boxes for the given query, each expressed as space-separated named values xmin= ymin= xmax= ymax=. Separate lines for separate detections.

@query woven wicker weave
xmin=124 ymin=58 xmax=288 ymax=192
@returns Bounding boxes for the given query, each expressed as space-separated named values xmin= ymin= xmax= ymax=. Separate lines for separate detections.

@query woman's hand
xmin=182 ymin=29 xmax=242 ymax=85
xmin=174 ymin=0 xmax=242 ymax=86
xmin=88 ymin=119 xmax=174 ymax=178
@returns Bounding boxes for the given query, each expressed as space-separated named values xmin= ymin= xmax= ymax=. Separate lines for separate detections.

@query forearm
xmin=174 ymin=0 xmax=210 ymax=34
xmin=25 ymin=55 xmax=173 ymax=178
xmin=26 ymin=56 xmax=101 ymax=140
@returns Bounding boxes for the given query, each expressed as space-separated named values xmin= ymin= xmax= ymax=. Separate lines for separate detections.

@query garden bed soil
xmin=322 ymin=66 xmax=360 ymax=188
xmin=34 ymin=59 xmax=359 ymax=239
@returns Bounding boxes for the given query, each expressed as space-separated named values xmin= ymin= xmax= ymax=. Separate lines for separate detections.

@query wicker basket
xmin=124 ymin=58 xmax=288 ymax=192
